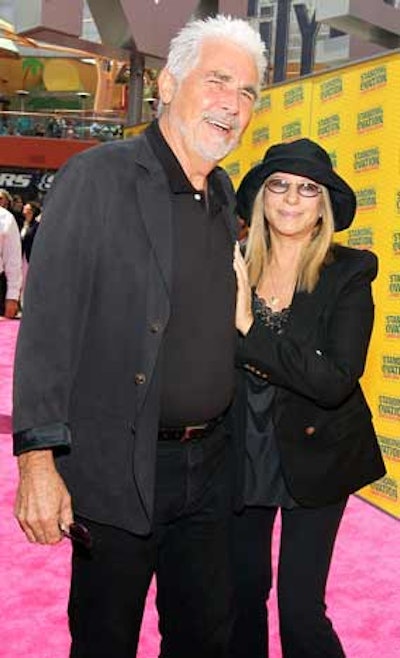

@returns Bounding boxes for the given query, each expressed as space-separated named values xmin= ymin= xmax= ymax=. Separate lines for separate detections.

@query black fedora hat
xmin=236 ymin=138 xmax=356 ymax=232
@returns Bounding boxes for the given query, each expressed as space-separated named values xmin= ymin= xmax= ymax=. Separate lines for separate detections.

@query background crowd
xmin=0 ymin=187 xmax=41 ymax=318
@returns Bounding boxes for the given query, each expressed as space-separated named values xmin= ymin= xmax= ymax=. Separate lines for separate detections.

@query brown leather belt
xmin=158 ymin=415 xmax=224 ymax=443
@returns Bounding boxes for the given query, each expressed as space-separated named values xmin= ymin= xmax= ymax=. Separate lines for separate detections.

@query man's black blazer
xmin=232 ymin=245 xmax=386 ymax=508
xmin=13 ymin=130 xmax=237 ymax=535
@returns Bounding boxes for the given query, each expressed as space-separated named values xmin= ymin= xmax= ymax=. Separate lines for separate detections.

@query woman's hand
xmin=233 ymin=242 xmax=254 ymax=335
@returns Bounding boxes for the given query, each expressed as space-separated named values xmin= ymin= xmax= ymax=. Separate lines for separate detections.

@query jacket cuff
xmin=13 ymin=423 xmax=71 ymax=456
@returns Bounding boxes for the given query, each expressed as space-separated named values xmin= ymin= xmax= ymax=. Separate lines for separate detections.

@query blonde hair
xmin=0 ymin=188 xmax=12 ymax=207
xmin=244 ymin=182 xmax=335 ymax=292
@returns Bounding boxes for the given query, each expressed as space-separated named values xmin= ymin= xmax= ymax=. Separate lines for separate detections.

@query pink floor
xmin=1 ymin=318 xmax=399 ymax=657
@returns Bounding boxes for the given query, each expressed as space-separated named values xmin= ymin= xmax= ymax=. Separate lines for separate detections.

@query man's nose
xmin=220 ymin=87 xmax=240 ymax=113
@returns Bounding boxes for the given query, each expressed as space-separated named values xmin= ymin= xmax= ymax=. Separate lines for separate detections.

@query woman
xmin=231 ymin=138 xmax=385 ymax=658
xmin=20 ymin=201 xmax=41 ymax=306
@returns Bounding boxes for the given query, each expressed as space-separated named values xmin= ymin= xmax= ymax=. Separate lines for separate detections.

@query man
xmin=12 ymin=194 xmax=25 ymax=230
xmin=13 ymin=15 xmax=266 ymax=658
xmin=0 ymin=203 xmax=22 ymax=318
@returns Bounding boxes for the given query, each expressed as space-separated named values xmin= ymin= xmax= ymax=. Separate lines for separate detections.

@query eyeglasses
xmin=61 ymin=522 xmax=93 ymax=550
xmin=265 ymin=178 xmax=322 ymax=198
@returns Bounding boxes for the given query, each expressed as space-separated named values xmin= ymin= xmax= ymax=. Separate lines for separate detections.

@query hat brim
xmin=236 ymin=156 xmax=356 ymax=232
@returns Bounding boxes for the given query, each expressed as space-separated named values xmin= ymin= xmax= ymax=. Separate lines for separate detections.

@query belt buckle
xmin=181 ymin=424 xmax=205 ymax=442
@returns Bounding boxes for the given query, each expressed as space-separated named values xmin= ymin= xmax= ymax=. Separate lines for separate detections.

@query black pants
xmin=68 ymin=425 xmax=233 ymax=658
xmin=230 ymin=500 xmax=347 ymax=658
xmin=0 ymin=272 xmax=6 ymax=316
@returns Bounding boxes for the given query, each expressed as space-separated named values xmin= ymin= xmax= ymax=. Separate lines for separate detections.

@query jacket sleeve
xmin=12 ymin=153 xmax=104 ymax=454
xmin=236 ymin=249 xmax=378 ymax=408
xmin=13 ymin=423 xmax=72 ymax=455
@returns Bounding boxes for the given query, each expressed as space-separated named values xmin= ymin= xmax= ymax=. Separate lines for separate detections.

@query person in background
xmin=12 ymin=15 xmax=265 ymax=658
xmin=0 ymin=188 xmax=13 ymax=211
xmin=0 ymin=203 xmax=22 ymax=318
xmin=21 ymin=201 xmax=41 ymax=263
xmin=231 ymin=138 xmax=386 ymax=658
xmin=12 ymin=194 xmax=25 ymax=230
xmin=0 ymin=189 xmax=24 ymax=230
xmin=20 ymin=201 xmax=41 ymax=308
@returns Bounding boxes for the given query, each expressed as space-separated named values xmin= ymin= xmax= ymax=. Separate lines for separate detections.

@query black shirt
xmin=244 ymin=293 xmax=296 ymax=508
xmin=146 ymin=121 xmax=236 ymax=426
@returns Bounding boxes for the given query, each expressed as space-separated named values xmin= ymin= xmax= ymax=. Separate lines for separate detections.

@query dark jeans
xmin=68 ymin=425 xmax=233 ymax=658
xmin=230 ymin=500 xmax=347 ymax=658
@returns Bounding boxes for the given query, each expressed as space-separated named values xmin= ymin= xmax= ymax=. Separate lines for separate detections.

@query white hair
xmin=159 ymin=15 xmax=266 ymax=114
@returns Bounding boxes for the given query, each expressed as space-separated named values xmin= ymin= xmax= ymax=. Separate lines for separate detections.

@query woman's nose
xmin=285 ymin=184 xmax=301 ymax=203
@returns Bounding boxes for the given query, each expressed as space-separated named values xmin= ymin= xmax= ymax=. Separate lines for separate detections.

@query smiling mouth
xmin=203 ymin=113 xmax=235 ymax=133
xmin=207 ymin=118 xmax=231 ymax=132
xmin=280 ymin=212 xmax=301 ymax=218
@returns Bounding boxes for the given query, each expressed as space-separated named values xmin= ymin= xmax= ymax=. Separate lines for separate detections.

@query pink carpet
xmin=1 ymin=319 xmax=399 ymax=657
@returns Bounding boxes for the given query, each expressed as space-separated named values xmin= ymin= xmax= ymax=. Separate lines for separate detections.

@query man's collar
xmin=145 ymin=120 xmax=195 ymax=193
xmin=145 ymin=120 xmax=230 ymax=213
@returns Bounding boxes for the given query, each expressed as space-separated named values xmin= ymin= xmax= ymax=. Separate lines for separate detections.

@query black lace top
xmin=243 ymin=292 xmax=297 ymax=508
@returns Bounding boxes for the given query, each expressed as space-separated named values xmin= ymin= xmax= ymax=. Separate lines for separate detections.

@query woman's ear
xmin=157 ymin=68 xmax=177 ymax=106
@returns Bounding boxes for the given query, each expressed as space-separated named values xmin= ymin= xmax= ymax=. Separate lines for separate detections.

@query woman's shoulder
xmin=328 ymin=243 xmax=378 ymax=280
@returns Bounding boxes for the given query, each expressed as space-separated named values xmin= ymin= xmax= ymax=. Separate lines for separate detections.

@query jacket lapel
xmin=213 ymin=167 xmax=238 ymax=245
xmin=134 ymin=137 xmax=173 ymax=295
xmin=286 ymin=267 xmax=334 ymax=342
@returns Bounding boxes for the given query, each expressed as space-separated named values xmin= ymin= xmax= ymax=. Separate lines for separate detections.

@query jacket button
xmin=150 ymin=321 xmax=161 ymax=333
xmin=305 ymin=426 xmax=316 ymax=436
xmin=134 ymin=373 xmax=146 ymax=385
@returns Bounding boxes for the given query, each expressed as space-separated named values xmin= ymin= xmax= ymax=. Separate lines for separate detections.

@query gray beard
xmin=176 ymin=117 xmax=240 ymax=163
xmin=194 ymin=135 xmax=240 ymax=162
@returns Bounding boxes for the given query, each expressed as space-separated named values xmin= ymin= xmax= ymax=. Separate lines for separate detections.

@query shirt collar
xmin=145 ymin=120 xmax=229 ymax=214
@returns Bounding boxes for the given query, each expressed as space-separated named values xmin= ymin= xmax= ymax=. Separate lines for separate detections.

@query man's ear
xmin=158 ymin=68 xmax=177 ymax=105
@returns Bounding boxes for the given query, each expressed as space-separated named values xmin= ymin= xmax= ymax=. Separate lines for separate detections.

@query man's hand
xmin=4 ymin=299 xmax=18 ymax=319
xmin=15 ymin=449 xmax=73 ymax=544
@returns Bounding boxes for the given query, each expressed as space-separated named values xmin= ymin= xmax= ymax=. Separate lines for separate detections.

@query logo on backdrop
xmin=393 ymin=233 xmax=400 ymax=254
xmin=389 ymin=273 xmax=400 ymax=296
xmin=370 ymin=476 xmax=398 ymax=501
xmin=354 ymin=148 xmax=380 ymax=172
xmin=317 ymin=114 xmax=340 ymax=139
xmin=378 ymin=435 xmax=400 ymax=461
xmin=378 ymin=395 xmax=400 ymax=420
xmin=385 ymin=315 xmax=400 ymax=337
xmin=381 ymin=355 xmax=400 ymax=379
xmin=320 ymin=77 xmax=343 ymax=102
xmin=360 ymin=66 xmax=387 ymax=92
xmin=357 ymin=107 xmax=384 ymax=133
xmin=252 ymin=126 xmax=270 ymax=146
xmin=347 ymin=227 xmax=374 ymax=248
xmin=356 ymin=188 xmax=377 ymax=210
xmin=284 ymin=86 xmax=304 ymax=108
xmin=255 ymin=94 xmax=271 ymax=114
xmin=282 ymin=120 xmax=302 ymax=141
xmin=224 ymin=161 xmax=240 ymax=179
